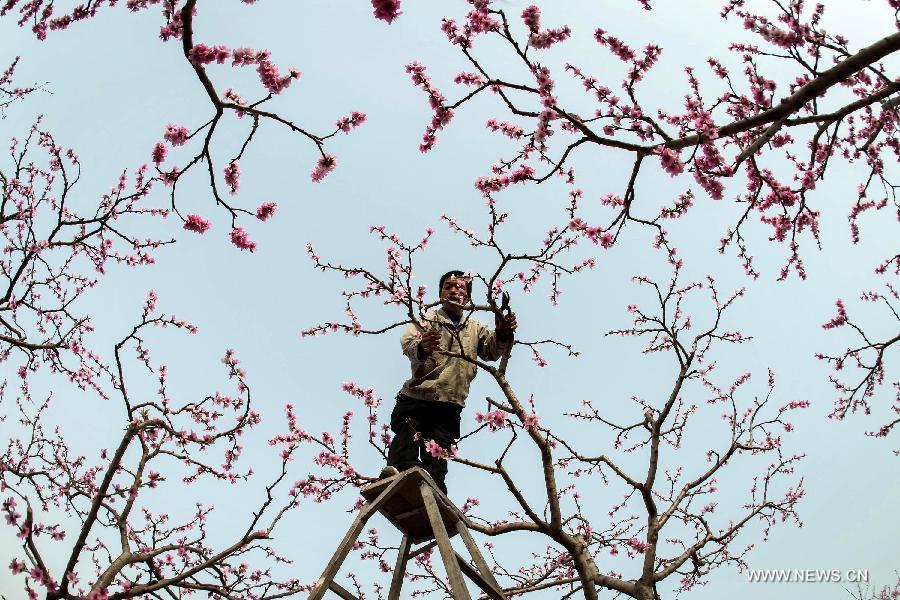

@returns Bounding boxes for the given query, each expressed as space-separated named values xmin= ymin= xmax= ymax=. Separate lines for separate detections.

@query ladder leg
xmin=420 ymin=484 xmax=472 ymax=600
xmin=387 ymin=533 xmax=411 ymax=600
xmin=308 ymin=514 xmax=367 ymax=600
xmin=453 ymin=552 xmax=505 ymax=600
xmin=309 ymin=477 xmax=405 ymax=600
xmin=455 ymin=520 xmax=505 ymax=598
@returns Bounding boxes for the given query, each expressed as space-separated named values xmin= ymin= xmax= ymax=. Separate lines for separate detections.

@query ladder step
xmin=328 ymin=581 xmax=361 ymax=600
xmin=360 ymin=468 xmax=463 ymax=544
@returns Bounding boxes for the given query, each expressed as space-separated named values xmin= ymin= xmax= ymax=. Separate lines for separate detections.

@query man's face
xmin=440 ymin=276 xmax=470 ymax=313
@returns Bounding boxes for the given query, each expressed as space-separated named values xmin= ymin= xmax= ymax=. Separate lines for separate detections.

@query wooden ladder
xmin=308 ymin=467 xmax=506 ymax=600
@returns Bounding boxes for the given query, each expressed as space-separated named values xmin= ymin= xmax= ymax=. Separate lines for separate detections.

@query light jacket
xmin=398 ymin=308 xmax=510 ymax=407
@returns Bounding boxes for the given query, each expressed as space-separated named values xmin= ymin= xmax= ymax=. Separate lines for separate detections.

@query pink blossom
xmin=595 ymin=29 xmax=636 ymax=62
xmin=657 ymin=147 xmax=684 ymax=176
xmin=786 ymin=399 xmax=810 ymax=410
xmin=627 ymin=537 xmax=651 ymax=553
xmin=454 ymin=72 xmax=485 ymax=86
xmin=188 ymin=43 xmax=230 ymax=65
xmin=800 ymin=169 xmax=817 ymax=190
xmin=569 ymin=217 xmax=588 ymax=230
xmin=145 ymin=289 xmax=158 ymax=313
xmin=151 ymin=142 xmax=167 ymax=165
xmin=9 ymin=559 xmax=26 ymax=574
xmin=158 ymin=13 xmax=184 ymax=41
xmin=311 ymin=154 xmax=336 ymax=182
xmin=161 ymin=167 xmax=180 ymax=186
xmin=231 ymin=47 xmax=258 ymax=66
xmin=822 ymin=299 xmax=847 ymax=329
xmin=257 ymin=58 xmax=300 ymax=95
xmin=406 ymin=61 xmax=454 ymax=152
xmin=522 ymin=6 xmax=570 ymax=50
xmin=523 ymin=413 xmax=540 ymax=431
xmin=164 ymin=124 xmax=190 ymax=146
xmin=466 ymin=2 xmax=499 ymax=33
xmin=758 ymin=432 xmax=781 ymax=450
xmin=461 ymin=498 xmax=480 ymax=513
xmin=474 ymin=164 xmax=534 ymax=194
xmin=475 ymin=409 xmax=508 ymax=431
xmin=371 ymin=0 xmax=401 ymax=24
xmin=422 ymin=440 xmax=456 ymax=459
xmin=224 ymin=161 xmax=240 ymax=195
xmin=229 ymin=227 xmax=257 ymax=252
xmin=183 ymin=214 xmax=211 ymax=234
xmin=521 ymin=5 xmax=541 ymax=32
xmin=424 ymin=439 xmax=444 ymax=458
xmin=335 ymin=111 xmax=367 ymax=133
xmin=771 ymin=133 xmax=793 ymax=147
xmin=256 ymin=202 xmax=277 ymax=221
xmin=485 ymin=118 xmax=524 ymax=139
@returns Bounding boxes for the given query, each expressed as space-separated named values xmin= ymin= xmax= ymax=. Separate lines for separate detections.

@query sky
xmin=1 ymin=1 xmax=898 ymax=599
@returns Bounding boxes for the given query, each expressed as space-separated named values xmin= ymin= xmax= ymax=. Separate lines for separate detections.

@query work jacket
xmin=398 ymin=308 xmax=510 ymax=407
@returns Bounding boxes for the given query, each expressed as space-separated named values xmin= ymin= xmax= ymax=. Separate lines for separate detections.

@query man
xmin=380 ymin=270 xmax=517 ymax=494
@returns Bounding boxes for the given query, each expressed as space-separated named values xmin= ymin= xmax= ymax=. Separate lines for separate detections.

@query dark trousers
xmin=386 ymin=394 xmax=461 ymax=494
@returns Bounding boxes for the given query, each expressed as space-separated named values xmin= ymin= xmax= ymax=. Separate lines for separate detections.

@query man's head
xmin=438 ymin=270 xmax=472 ymax=316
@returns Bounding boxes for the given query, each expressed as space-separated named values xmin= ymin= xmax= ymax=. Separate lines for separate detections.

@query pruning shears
xmin=499 ymin=291 xmax=512 ymax=317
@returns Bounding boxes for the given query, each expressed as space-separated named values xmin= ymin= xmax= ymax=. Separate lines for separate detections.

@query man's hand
xmin=419 ymin=328 xmax=442 ymax=355
xmin=496 ymin=311 xmax=517 ymax=340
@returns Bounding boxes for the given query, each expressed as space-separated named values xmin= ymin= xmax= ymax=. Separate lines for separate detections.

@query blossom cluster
xmin=190 ymin=44 xmax=300 ymax=95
